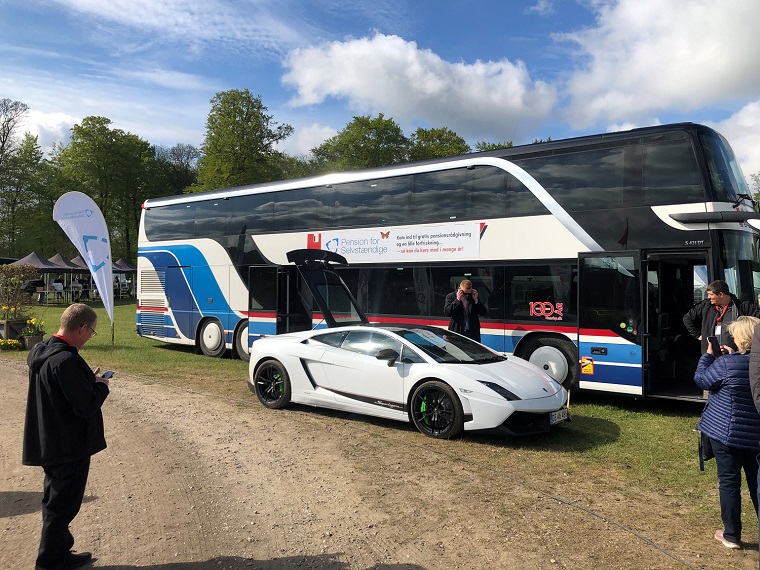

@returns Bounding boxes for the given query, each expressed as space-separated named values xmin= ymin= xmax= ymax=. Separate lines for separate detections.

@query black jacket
xmin=683 ymin=295 xmax=760 ymax=353
xmin=444 ymin=291 xmax=488 ymax=342
xmin=23 ymin=335 xmax=109 ymax=466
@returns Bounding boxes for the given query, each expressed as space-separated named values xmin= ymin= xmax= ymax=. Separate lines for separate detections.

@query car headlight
xmin=478 ymin=381 xmax=521 ymax=401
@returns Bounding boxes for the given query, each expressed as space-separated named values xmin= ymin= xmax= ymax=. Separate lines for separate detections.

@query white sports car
xmin=246 ymin=249 xmax=569 ymax=439
xmin=248 ymin=324 xmax=569 ymax=439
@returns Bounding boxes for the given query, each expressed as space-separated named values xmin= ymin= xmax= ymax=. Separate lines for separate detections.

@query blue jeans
xmin=710 ymin=438 xmax=759 ymax=544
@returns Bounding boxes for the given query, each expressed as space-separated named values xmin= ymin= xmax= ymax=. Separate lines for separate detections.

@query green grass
xmin=2 ymin=299 xmax=249 ymax=396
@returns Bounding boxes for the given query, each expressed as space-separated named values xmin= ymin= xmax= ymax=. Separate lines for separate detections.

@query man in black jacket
xmin=444 ymin=279 xmax=488 ymax=342
xmin=23 ymin=303 xmax=111 ymax=570
xmin=683 ymin=279 xmax=760 ymax=353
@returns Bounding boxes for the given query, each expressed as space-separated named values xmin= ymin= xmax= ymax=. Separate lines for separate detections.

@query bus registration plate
xmin=550 ymin=408 xmax=569 ymax=425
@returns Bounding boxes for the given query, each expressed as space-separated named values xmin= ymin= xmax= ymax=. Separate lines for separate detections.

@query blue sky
xmin=3 ymin=0 xmax=760 ymax=182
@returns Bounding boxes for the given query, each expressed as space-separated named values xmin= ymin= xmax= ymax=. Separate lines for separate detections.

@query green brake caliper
xmin=272 ymin=371 xmax=282 ymax=396
xmin=420 ymin=396 xmax=430 ymax=425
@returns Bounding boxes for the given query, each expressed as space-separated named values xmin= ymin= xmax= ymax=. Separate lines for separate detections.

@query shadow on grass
xmin=570 ymin=390 xmax=703 ymax=418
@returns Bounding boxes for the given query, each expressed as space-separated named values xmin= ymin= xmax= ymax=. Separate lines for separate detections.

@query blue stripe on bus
xmin=578 ymin=340 xmax=642 ymax=387
xmin=139 ymin=246 xmax=236 ymax=339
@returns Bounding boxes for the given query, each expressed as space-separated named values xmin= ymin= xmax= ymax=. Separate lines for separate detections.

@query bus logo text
xmin=529 ymin=302 xmax=564 ymax=320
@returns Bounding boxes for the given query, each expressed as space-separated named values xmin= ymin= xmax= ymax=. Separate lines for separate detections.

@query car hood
xmin=443 ymin=356 xmax=564 ymax=399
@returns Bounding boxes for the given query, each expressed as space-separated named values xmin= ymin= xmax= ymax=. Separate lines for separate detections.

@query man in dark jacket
xmin=23 ymin=303 xmax=111 ymax=570
xmin=683 ymin=279 xmax=760 ymax=353
xmin=444 ymin=279 xmax=488 ymax=342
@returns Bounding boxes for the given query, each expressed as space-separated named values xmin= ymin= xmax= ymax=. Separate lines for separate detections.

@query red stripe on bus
xmin=136 ymin=305 xmax=167 ymax=312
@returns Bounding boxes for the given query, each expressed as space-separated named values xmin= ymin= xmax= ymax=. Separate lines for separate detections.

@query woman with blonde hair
xmin=695 ymin=315 xmax=760 ymax=549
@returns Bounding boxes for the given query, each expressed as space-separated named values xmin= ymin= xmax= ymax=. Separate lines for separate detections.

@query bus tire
xmin=520 ymin=337 xmax=578 ymax=394
xmin=233 ymin=321 xmax=251 ymax=362
xmin=199 ymin=318 xmax=226 ymax=358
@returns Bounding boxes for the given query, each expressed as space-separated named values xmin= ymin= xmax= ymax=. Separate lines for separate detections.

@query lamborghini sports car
xmin=246 ymin=249 xmax=569 ymax=439
xmin=248 ymin=324 xmax=569 ymax=439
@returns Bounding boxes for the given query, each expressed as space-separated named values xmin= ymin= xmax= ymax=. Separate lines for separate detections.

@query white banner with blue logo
xmin=53 ymin=191 xmax=114 ymax=324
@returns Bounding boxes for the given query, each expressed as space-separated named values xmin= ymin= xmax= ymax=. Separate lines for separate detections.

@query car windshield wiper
xmin=474 ymin=355 xmax=506 ymax=364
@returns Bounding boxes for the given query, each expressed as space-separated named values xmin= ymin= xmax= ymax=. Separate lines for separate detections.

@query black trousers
xmin=36 ymin=458 xmax=90 ymax=570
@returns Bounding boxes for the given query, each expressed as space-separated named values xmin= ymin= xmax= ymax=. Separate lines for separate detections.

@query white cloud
xmin=282 ymin=34 xmax=557 ymax=142
xmin=561 ymin=0 xmax=760 ymax=127
xmin=19 ymin=110 xmax=76 ymax=155
xmin=280 ymin=122 xmax=338 ymax=157
xmin=50 ymin=0 xmax=310 ymax=54
xmin=525 ymin=0 xmax=554 ymax=16
xmin=3 ymin=64 xmax=208 ymax=152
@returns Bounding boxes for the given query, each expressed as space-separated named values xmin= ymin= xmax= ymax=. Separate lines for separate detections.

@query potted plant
xmin=21 ymin=316 xmax=46 ymax=349
xmin=0 ymin=264 xmax=38 ymax=340
xmin=0 ymin=304 xmax=27 ymax=340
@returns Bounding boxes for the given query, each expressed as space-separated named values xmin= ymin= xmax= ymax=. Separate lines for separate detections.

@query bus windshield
xmin=700 ymin=130 xmax=751 ymax=202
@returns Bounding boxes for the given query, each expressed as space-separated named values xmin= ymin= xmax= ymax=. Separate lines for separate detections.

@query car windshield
xmin=397 ymin=327 xmax=506 ymax=364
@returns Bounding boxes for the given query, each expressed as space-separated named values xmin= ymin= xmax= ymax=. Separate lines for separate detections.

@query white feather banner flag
xmin=53 ymin=191 xmax=115 ymax=324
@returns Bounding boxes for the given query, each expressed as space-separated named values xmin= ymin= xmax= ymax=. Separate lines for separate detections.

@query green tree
xmin=156 ymin=143 xmax=200 ymax=194
xmin=474 ymin=140 xmax=513 ymax=152
xmin=0 ymin=134 xmax=43 ymax=257
xmin=194 ymin=89 xmax=293 ymax=191
xmin=408 ymin=127 xmax=470 ymax=161
xmin=278 ymin=154 xmax=321 ymax=180
xmin=59 ymin=116 xmax=160 ymax=260
xmin=750 ymin=172 xmax=760 ymax=212
xmin=311 ymin=114 xmax=409 ymax=171
xmin=0 ymin=99 xmax=29 ymax=184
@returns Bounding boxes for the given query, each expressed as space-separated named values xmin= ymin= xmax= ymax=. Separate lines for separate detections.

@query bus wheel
xmin=199 ymin=319 xmax=226 ymax=357
xmin=234 ymin=322 xmax=251 ymax=362
xmin=521 ymin=337 xmax=578 ymax=393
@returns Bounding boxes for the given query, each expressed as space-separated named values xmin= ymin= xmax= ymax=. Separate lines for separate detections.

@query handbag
xmin=698 ymin=430 xmax=714 ymax=471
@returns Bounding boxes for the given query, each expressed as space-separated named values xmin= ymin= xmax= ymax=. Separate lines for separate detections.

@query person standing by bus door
xmin=444 ymin=279 xmax=488 ymax=342
xmin=23 ymin=304 xmax=112 ymax=570
xmin=683 ymin=279 xmax=760 ymax=353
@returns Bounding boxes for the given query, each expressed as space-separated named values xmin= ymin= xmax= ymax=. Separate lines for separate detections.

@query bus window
xmin=144 ymin=203 xmax=195 ymax=241
xmin=642 ymin=135 xmax=702 ymax=205
xmin=720 ymin=231 xmax=760 ymax=303
xmin=504 ymin=265 xmax=576 ymax=323
xmin=334 ymin=177 xmax=411 ymax=228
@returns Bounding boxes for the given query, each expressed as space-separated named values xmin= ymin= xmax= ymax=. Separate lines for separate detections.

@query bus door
xmin=275 ymin=266 xmax=313 ymax=335
xmin=165 ymin=265 xmax=195 ymax=339
xmin=578 ymin=252 xmax=644 ymax=396
xmin=641 ymin=251 xmax=709 ymax=400
xmin=286 ymin=249 xmax=367 ymax=328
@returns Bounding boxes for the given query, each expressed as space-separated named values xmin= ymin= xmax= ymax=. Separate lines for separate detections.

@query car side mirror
xmin=375 ymin=348 xmax=400 ymax=366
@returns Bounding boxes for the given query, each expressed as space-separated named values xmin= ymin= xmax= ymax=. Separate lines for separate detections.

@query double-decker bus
xmin=136 ymin=123 xmax=760 ymax=401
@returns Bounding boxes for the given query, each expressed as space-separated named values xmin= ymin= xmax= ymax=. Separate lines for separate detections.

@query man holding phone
xmin=23 ymin=303 xmax=112 ymax=570
xmin=444 ymin=279 xmax=488 ymax=342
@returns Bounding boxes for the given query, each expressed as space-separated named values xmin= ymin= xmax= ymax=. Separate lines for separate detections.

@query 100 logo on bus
xmin=529 ymin=301 xmax=564 ymax=320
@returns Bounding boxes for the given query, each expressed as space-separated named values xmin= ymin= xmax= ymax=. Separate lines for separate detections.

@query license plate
xmin=550 ymin=408 xmax=569 ymax=425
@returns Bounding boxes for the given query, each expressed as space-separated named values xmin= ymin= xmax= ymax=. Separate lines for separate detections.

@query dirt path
xmin=1 ymin=358 xmax=757 ymax=569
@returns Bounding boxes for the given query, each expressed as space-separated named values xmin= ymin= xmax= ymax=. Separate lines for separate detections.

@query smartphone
xmin=707 ymin=336 xmax=722 ymax=356
xmin=101 ymin=370 xmax=114 ymax=379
